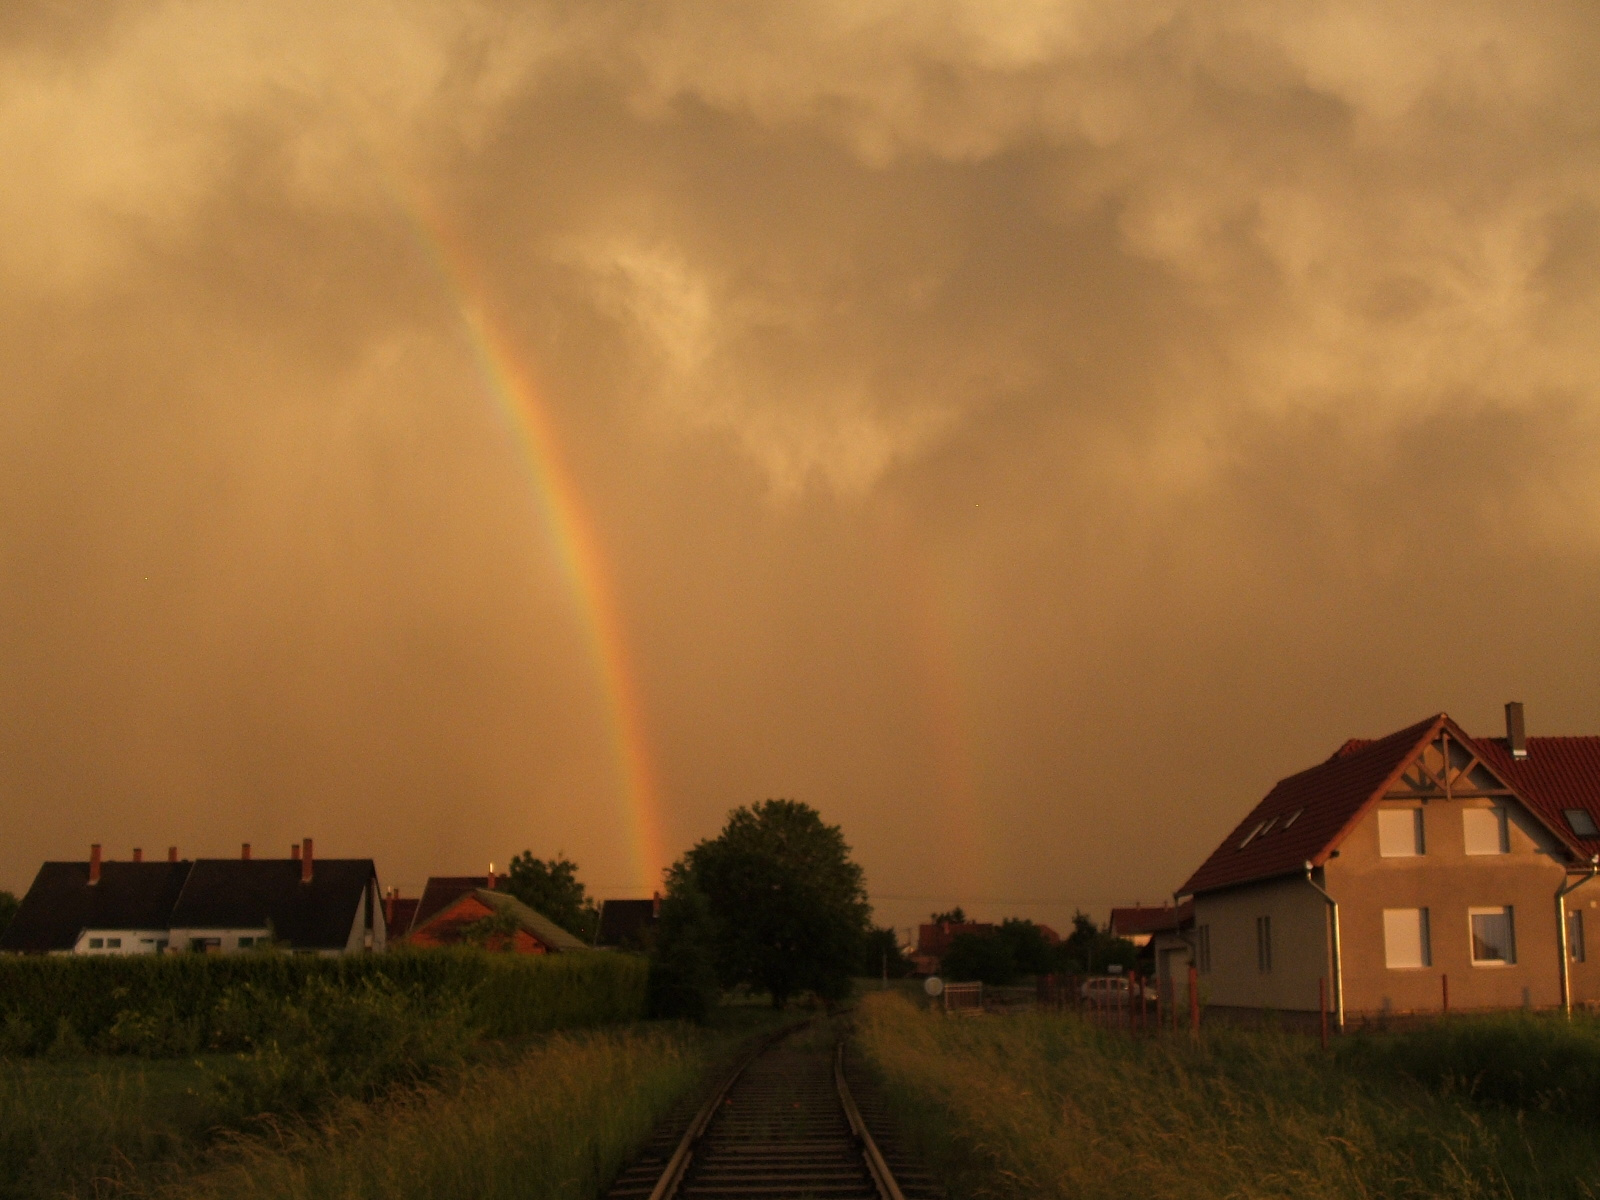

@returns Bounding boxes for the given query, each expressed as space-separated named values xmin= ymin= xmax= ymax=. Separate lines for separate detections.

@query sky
xmin=3 ymin=1 xmax=1599 ymax=937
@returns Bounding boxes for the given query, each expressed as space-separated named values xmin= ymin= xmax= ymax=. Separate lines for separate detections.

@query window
xmin=1238 ymin=820 xmax=1269 ymax=849
xmin=1383 ymin=908 xmax=1431 ymax=968
xmin=1470 ymin=907 xmax=1516 ymax=964
xmin=1565 ymin=809 xmax=1600 ymax=838
xmin=1378 ymin=808 xmax=1425 ymax=857
xmin=1255 ymin=915 xmax=1273 ymax=973
xmin=88 ymin=937 xmax=103 ymax=949
xmin=238 ymin=937 xmax=255 ymax=949
xmin=106 ymin=938 xmax=121 ymax=949
xmin=1569 ymin=910 xmax=1586 ymax=963
xmin=1281 ymin=808 xmax=1303 ymax=830
xmin=1196 ymin=925 xmax=1212 ymax=973
xmin=1464 ymin=807 xmax=1509 ymax=855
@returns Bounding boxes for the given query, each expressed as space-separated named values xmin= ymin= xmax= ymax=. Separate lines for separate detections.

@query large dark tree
xmin=502 ymin=853 xmax=600 ymax=942
xmin=858 ymin=926 xmax=912 ymax=979
xmin=684 ymin=799 xmax=870 ymax=1007
xmin=647 ymin=864 xmax=720 ymax=1021
xmin=0 ymin=891 xmax=16 ymax=940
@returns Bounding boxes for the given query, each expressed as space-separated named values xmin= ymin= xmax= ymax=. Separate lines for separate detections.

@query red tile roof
xmin=1179 ymin=714 xmax=1447 ymax=896
xmin=1475 ymin=736 xmax=1600 ymax=858
xmin=1109 ymin=901 xmax=1194 ymax=937
xmin=1179 ymin=714 xmax=1600 ymax=898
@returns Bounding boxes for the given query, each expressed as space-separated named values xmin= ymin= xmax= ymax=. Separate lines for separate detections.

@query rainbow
xmin=397 ymin=190 xmax=668 ymax=891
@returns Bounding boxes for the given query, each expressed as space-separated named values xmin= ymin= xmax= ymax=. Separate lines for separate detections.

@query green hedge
xmin=0 ymin=949 xmax=648 ymax=1056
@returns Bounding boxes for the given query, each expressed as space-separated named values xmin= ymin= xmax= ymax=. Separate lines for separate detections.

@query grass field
xmin=855 ymin=991 xmax=1600 ymax=1200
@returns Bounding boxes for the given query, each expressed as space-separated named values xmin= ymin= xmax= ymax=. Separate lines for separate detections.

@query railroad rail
xmin=605 ymin=1022 xmax=941 ymax=1200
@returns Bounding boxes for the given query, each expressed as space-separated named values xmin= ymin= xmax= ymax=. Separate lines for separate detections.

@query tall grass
xmin=150 ymin=1026 xmax=705 ymax=1200
xmin=855 ymin=992 xmax=1600 ymax=1200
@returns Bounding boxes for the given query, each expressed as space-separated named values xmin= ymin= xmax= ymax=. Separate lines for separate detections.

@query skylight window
xmin=1238 ymin=820 xmax=1269 ymax=850
xmin=1565 ymin=809 xmax=1600 ymax=838
xmin=1281 ymin=808 xmax=1303 ymax=830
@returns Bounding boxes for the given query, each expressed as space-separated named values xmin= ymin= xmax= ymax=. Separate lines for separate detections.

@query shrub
xmin=0 ymin=949 xmax=649 ymax=1059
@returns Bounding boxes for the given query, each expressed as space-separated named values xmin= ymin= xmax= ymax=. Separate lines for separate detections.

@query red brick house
xmin=405 ymin=887 xmax=587 ymax=953
xmin=1177 ymin=705 xmax=1600 ymax=1023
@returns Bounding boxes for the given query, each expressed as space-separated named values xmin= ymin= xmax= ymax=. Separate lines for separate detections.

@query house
xmin=382 ymin=890 xmax=420 ymax=941
xmin=1176 ymin=705 xmax=1600 ymax=1024
xmin=1110 ymin=901 xmax=1194 ymax=1001
xmin=405 ymin=887 xmax=587 ymax=953
xmin=595 ymin=896 xmax=659 ymax=949
xmin=0 ymin=839 xmax=385 ymax=956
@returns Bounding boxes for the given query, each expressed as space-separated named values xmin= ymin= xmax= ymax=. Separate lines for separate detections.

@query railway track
xmin=605 ymin=1022 xmax=942 ymax=1200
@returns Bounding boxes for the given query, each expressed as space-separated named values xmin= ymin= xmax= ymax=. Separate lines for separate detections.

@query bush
xmin=0 ymin=950 xmax=649 ymax=1059
xmin=1339 ymin=1011 xmax=1600 ymax=1113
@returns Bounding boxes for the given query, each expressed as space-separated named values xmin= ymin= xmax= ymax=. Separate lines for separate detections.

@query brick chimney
xmin=168 ymin=846 xmax=178 ymax=862
xmin=291 ymin=843 xmax=300 ymax=860
xmin=1506 ymin=701 xmax=1528 ymax=759
xmin=241 ymin=843 xmax=251 ymax=860
xmin=132 ymin=848 xmax=142 ymax=863
xmin=384 ymin=889 xmax=396 ymax=927
xmin=89 ymin=843 xmax=102 ymax=885
xmin=486 ymin=862 xmax=496 ymax=890
xmin=652 ymin=891 xmax=662 ymax=919
xmin=301 ymin=837 xmax=313 ymax=883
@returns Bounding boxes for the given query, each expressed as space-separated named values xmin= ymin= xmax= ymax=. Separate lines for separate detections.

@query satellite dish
xmin=924 ymin=976 xmax=944 ymax=997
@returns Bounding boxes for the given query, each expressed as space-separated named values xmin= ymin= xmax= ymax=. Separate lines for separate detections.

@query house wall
xmin=164 ymin=927 xmax=272 ymax=953
xmin=73 ymin=929 xmax=169 ymax=955
xmin=1324 ymin=797 xmax=1567 ymax=1014
xmin=1194 ymin=876 xmax=1329 ymax=1012
xmin=1569 ymin=877 xmax=1600 ymax=1007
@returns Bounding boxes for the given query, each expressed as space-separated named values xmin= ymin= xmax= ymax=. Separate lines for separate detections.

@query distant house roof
xmin=167 ymin=859 xmax=376 ymax=950
xmin=409 ymin=889 xmax=588 ymax=952
xmin=915 ymin=922 xmax=997 ymax=958
xmin=1179 ymin=712 xmax=1592 ymax=898
xmin=1109 ymin=901 xmax=1193 ymax=938
xmin=414 ymin=877 xmax=492 ymax=931
xmin=596 ymin=899 xmax=657 ymax=949
xmin=0 ymin=861 xmax=193 ymax=952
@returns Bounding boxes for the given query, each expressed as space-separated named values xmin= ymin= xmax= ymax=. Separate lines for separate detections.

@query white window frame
xmin=1378 ymin=808 xmax=1425 ymax=857
xmin=1463 ymin=807 xmax=1509 ymax=856
xmin=1383 ymin=907 xmax=1431 ymax=969
xmin=1569 ymin=910 xmax=1586 ymax=964
xmin=1469 ymin=906 xmax=1516 ymax=965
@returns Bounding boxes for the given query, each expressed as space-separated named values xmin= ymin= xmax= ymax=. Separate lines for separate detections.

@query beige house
xmin=1177 ymin=706 xmax=1600 ymax=1023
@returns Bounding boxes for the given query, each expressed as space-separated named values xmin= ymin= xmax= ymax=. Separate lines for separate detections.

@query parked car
xmin=1078 ymin=975 xmax=1158 ymax=1005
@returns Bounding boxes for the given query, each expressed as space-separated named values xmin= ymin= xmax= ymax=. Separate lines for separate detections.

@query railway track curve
xmin=605 ymin=1021 xmax=942 ymax=1200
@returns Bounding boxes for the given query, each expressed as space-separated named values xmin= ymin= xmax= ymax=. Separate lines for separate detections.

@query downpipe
xmin=1557 ymin=854 xmax=1600 ymax=1018
xmin=1304 ymin=861 xmax=1344 ymax=1032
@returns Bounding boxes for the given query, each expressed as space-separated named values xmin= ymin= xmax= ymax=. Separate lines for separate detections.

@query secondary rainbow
xmin=399 ymin=191 xmax=668 ymax=890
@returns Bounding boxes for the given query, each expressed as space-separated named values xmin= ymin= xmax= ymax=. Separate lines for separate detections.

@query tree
xmin=682 ymin=799 xmax=870 ymax=1008
xmin=942 ymin=930 xmax=1016 ymax=984
xmin=929 ymin=906 xmax=966 ymax=925
xmin=1056 ymin=910 xmax=1137 ymax=975
xmin=502 ymin=853 xmax=600 ymax=942
xmin=998 ymin=918 xmax=1055 ymax=976
xmin=647 ymin=864 xmax=720 ymax=1021
xmin=0 ymin=891 xmax=16 ymax=939
xmin=858 ymin=926 xmax=912 ymax=979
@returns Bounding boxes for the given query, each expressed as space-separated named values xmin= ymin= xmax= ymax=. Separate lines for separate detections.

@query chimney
xmin=1506 ymin=701 xmax=1528 ymax=759
xmin=385 ymin=890 xmax=396 ymax=927
xmin=168 ymin=846 xmax=178 ymax=862
xmin=486 ymin=862 xmax=496 ymax=890
xmin=89 ymin=844 xmax=102 ymax=885
xmin=301 ymin=837 xmax=313 ymax=883
xmin=291 ymin=843 xmax=301 ymax=860
xmin=652 ymin=890 xmax=662 ymax=919
xmin=241 ymin=843 xmax=251 ymax=861
xmin=132 ymin=848 xmax=142 ymax=863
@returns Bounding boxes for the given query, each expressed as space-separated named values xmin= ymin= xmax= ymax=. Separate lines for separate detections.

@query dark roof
xmin=414 ymin=877 xmax=490 ymax=930
xmin=1109 ymin=901 xmax=1194 ymax=937
xmin=596 ymin=899 xmax=657 ymax=948
xmin=167 ymin=859 xmax=375 ymax=950
xmin=1180 ymin=714 xmax=1449 ymax=897
xmin=0 ymin=861 xmax=193 ymax=952
xmin=410 ymin=889 xmax=589 ymax=951
xmin=1475 ymin=736 xmax=1600 ymax=857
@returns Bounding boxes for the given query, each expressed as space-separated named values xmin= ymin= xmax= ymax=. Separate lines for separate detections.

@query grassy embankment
xmin=855 ymin=991 xmax=1600 ymax=1200
xmin=0 ymin=950 xmax=769 ymax=1200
